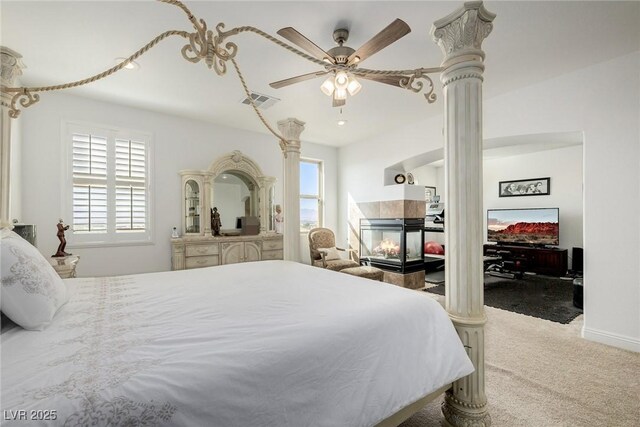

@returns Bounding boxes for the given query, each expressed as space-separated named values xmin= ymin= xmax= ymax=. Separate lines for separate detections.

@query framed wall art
xmin=425 ymin=186 xmax=437 ymax=202
xmin=499 ymin=177 xmax=550 ymax=197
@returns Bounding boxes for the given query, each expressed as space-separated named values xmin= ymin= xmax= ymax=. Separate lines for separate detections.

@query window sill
xmin=68 ymin=239 xmax=155 ymax=249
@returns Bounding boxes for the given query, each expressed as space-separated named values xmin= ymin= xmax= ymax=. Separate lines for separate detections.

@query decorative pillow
xmin=318 ymin=247 xmax=342 ymax=261
xmin=1 ymin=229 xmax=69 ymax=330
xmin=425 ymin=241 xmax=445 ymax=255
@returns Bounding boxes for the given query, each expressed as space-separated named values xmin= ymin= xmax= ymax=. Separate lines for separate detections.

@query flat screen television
xmin=487 ymin=208 xmax=559 ymax=246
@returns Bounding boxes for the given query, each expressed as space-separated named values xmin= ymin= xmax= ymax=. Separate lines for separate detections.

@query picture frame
xmin=498 ymin=177 xmax=550 ymax=197
xmin=424 ymin=186 xmax=436 ymax=202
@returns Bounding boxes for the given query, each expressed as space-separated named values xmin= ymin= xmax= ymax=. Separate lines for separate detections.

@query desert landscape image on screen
xmin=487 ymin=208 xmax=559 ymax=245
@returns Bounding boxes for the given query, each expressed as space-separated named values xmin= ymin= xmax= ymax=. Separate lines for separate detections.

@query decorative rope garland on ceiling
xmin=1 ymin=0 xmax=441 ymax=148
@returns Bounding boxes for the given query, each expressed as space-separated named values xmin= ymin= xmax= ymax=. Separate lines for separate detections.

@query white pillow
xmin=1 ymin=229 xmax=69 ymax=330
xmin=318 ymin=246 xmax=342 ymax=261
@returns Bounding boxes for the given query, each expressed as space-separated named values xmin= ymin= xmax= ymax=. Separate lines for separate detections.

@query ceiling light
xmin=115 ymin=57 xmax=139 ymax=70
xmin=320 ymin=77 xmax=335 ymax=96
xmin=334 ymin=71 xmax=349 ymax=90
xmin=320 ymin=71 xmax=361 ymax=107
xmin=337 ymin=107 xmax=347 ymax=126
xmin=347 ymin=78 xmax=362 ymax=96
xmin=334 ymin=87 xmax=347 ymax=101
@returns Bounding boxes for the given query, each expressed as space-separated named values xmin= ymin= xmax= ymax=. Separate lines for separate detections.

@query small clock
xmin=407 ymin=173 xmax=415 ymax=185
xmin=394 ymin=174 xmax=406 ymax=184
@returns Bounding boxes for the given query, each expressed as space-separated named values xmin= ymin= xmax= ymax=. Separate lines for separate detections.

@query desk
xmin=49 ymin=255 xmax=80 ymax=279
xmin=425 ymin=255 xmax=502 ymax=274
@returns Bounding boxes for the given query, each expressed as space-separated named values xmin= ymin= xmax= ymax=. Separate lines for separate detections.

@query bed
xmin=1 ymin=258 xmax=473 ymax=426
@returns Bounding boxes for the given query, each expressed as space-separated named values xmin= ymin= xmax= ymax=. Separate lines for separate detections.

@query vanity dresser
xmin=171 ymin=150 xmax=282 ymax=270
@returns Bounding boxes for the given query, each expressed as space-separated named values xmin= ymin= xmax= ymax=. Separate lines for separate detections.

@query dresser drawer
xmin=262 ymin=250 xmax=283 ymax=260
xmin=185 ymin=255 xmax=219 ymax=269
xmin=262 ymin=239 xmax=283 ymax=251
xmin=186 ymin=244 xmax=219 ymax=257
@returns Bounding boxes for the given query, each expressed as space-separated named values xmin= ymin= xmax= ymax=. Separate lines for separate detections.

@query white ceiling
xmin=2 ymin=1 xmax=639 ymax=147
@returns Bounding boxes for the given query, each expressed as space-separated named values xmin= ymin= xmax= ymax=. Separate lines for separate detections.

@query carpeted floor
xmin=400 ymin=293 xmax=640 ymax=427
xmin=424 ymin=274 xmax=582 ymax=324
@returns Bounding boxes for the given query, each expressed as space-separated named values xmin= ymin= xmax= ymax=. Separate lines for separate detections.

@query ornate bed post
xmin=277 ymin=118 xmax=305 ymax=262
xmin=431 ymin=2 xmax=495 ymax=426
xmin=0 ymin=47 xmax=25 ymax=229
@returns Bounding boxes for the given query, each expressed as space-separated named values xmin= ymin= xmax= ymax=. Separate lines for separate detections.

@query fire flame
xmin=374 ymin=238 xmax=400 ymax=257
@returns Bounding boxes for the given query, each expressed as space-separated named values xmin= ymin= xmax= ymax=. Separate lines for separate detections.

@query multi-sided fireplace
xmin=359 ymin=218 xmax=424 ymax=273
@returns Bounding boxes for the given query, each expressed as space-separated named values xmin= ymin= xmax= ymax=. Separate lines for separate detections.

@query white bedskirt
xmin=1 ymin=260 xmax=473 ymax=426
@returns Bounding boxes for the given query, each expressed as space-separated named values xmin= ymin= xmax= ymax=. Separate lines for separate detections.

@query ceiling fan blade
xmin=347 ymin=19 xmax=411 ymax=65
xmin=358 ymin=74 xmax=406 ymax=89
xmin=277 ymin=27 xmax=335 ymax=63
xmin=269 ymin=71 xmax=329 ymax=89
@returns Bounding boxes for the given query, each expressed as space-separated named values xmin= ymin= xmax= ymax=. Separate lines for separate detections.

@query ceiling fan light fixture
xmin=347 ymin=77 xmax=362 ymax=96
xmin=320 ymin=77 xmax=335 ymax=96
xmin=334 ymin=71 xmax=349 ymax=90
xmin=334 ymin=87 xmax=348 ymax=101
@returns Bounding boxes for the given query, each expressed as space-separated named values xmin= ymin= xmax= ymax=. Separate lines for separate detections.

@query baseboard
xmin=582 ymin=327 xmax=640 ymax=353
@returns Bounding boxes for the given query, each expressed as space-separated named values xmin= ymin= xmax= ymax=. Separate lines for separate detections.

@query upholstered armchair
xmin=308 ymin=227 xmax=359 ymax=271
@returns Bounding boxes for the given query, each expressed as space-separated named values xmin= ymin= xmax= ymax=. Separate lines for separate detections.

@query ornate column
xmin=0 ymin=47 xmax=25 ymax=229
xmin=277 ymin=118 xmax=305 ymax=262
xmin=431 ymin=3 xmax=495 ymax=426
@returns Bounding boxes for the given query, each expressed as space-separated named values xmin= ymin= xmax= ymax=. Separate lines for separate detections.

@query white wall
xmin=483 ymin=145 xmax=583 ymax=267
xmin=410 ymin=164 xmax=438 ymax=188
xmin=339 ymin=52 xmax=640 ymax=351
xmin=19 ymin=92 xmax=338 ymax=276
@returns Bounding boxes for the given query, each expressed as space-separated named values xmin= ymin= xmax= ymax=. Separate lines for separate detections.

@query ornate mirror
xmin=206 ymin=150 xmax=276 ymax=235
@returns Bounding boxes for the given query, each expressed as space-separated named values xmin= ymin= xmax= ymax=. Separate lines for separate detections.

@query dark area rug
xmin=424 ymin=274 xmax=583 ymax=324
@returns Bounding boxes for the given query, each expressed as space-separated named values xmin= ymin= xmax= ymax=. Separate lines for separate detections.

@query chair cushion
xmin=312 ymin=259 xmax=359 ymax=271
xmin=318 ymin=247 xmax=341 ymax=261
xmin=341 ymin=266 xmax=385 ymax=281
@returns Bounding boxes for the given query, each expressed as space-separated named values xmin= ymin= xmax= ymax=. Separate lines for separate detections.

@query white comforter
xmin=1 ymin=260 xmax=473 ymax=426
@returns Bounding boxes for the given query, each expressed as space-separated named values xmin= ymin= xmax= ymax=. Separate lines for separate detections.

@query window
xmin=65 ymin=122 xmax=153 ymax=246
xmin=300 ymin=159 xmax=323 ymax=232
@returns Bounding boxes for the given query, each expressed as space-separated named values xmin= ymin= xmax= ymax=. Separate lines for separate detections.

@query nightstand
xmin=49 ymin=255 xmax=80 ymax=279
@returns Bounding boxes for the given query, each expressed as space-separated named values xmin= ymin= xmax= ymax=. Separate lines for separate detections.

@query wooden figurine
xmin=53 ymin=219 xmax=71 ymax=257
xmin=211 ymin=207 xmax=221 ymax=236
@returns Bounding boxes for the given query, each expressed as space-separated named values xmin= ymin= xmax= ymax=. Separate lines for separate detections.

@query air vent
xmin=240 ymin=91 xmax=280 ymax=110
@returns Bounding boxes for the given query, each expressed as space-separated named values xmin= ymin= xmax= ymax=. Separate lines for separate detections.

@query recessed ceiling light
xmin=115 ymin=57 xmax=139 ymax=70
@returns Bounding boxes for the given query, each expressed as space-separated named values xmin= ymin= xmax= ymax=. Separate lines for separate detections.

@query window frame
xmin=62 ymin=120 xmax=154 ymax=248
xmin=299 ymin=157 xmax=324 ymax=233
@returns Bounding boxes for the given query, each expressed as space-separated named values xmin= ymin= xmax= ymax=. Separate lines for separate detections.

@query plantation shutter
xmin=72 ymin=133 xmax=108 ymax=232
xmin=115 ymin=139 xmax=147 ymax=231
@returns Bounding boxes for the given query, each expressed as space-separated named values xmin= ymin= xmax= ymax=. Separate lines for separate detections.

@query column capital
xmin=1 ymin=47 xmax=25 ymax=88
xmin=430 ymin=2 xmax=495 ymax=67
xmin=1 ymin=47 xmax=25 ymax=109
xmin=277 ymin=118 xmax=305 ymax=153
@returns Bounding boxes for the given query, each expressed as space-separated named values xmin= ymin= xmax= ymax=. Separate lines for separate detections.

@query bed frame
xmin=0 ymin=1 xmax=495 ymax=425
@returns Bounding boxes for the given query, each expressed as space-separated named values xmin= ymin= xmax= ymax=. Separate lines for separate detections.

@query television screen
xmin=487 ymin=208 xmax=559 ymax=246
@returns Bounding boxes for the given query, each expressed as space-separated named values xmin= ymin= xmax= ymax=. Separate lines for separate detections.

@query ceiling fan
xmin=269 ymin=19 xmax=411 ymax=107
